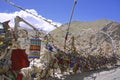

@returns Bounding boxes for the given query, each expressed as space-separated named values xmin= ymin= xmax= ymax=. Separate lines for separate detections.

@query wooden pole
xmin=64 ymin=0 xmax=77 ymax=50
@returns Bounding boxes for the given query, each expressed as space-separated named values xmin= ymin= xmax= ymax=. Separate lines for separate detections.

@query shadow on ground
xmin=63 ymin=65 xmax=120 ymax=80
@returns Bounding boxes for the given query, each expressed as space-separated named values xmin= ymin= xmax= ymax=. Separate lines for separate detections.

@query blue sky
xmin=0 ymin=0 xmax=120 ymax=23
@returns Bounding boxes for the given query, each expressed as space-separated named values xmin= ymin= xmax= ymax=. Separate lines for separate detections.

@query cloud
xmin=0 ymin=9 xmax=61 ymax=32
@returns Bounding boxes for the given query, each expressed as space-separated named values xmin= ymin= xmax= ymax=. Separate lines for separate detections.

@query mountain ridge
xmin=50 ymin=20 xmax=120 ymax=55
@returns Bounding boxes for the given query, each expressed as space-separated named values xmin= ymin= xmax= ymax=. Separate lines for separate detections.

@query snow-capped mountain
xmin=0 ymin=9 xmax=61 ymax=32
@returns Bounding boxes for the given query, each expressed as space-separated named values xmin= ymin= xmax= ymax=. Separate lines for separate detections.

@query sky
xmin=0 ymin=0 xmax=120 ymax=24
xmin=0 ymin=0 xmax=120 ymax=32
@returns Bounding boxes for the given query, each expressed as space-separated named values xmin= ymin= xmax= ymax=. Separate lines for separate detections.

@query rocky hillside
xmin=50 ymin=20 xmax=120 ymax=55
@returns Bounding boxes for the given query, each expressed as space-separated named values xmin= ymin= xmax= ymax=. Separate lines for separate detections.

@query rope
xmin=64 ymin=0 xmax=77 ymax=49
xmin=2 ymin=0 xmax=78 ymax=51
xmin=2 ymin=0 xmax=67 ymax=47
